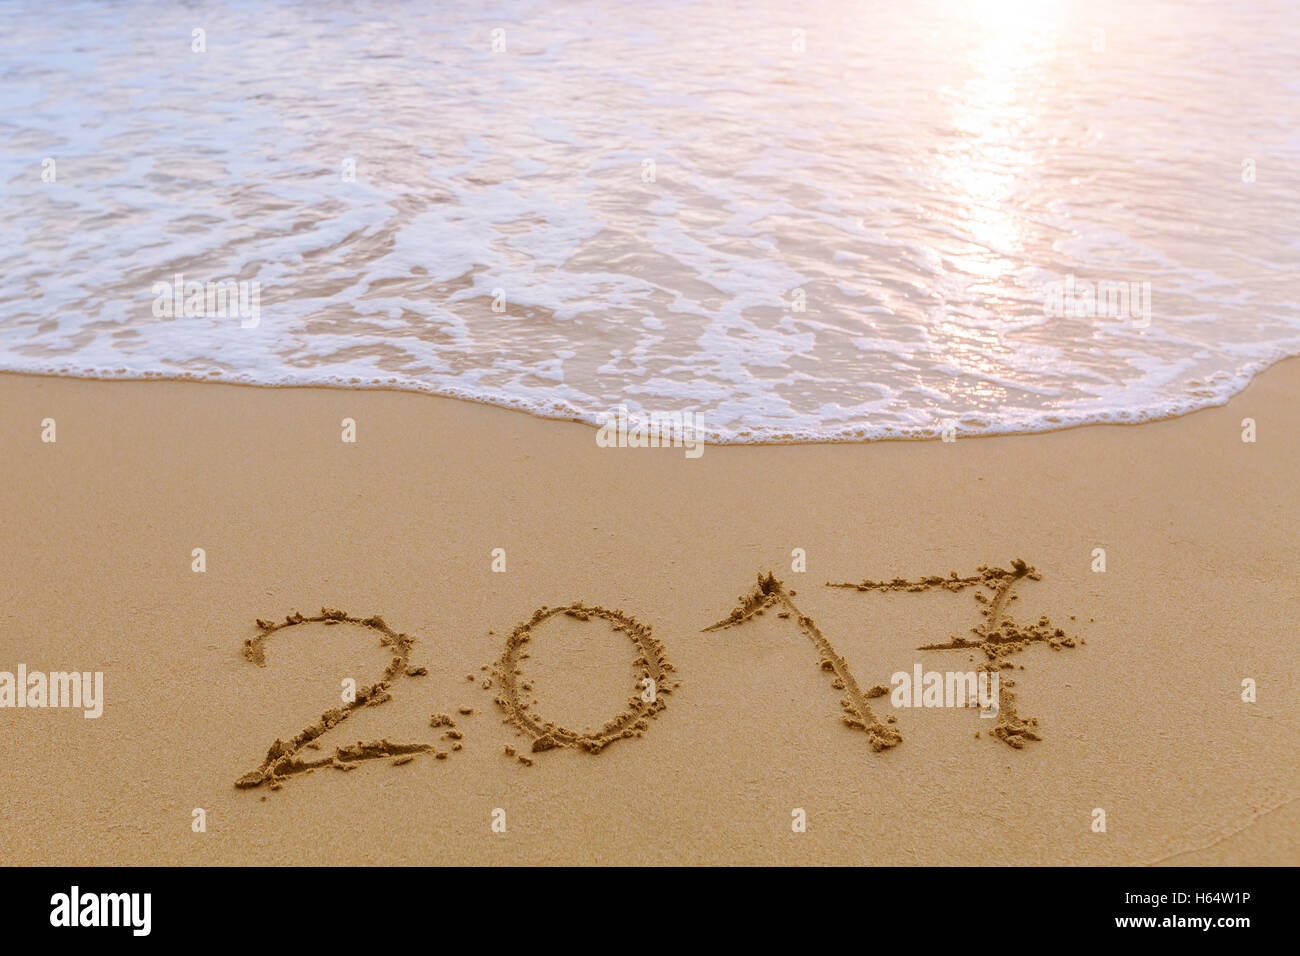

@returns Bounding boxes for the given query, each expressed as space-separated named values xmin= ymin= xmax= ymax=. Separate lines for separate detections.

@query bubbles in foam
xmin=1 ymin=0 xmax=1298 ymax=442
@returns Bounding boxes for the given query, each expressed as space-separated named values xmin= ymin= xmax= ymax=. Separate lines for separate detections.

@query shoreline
xmin=0 ymin=362 xmax=1296 ymax=865
xmin=3 ymin=352 xmax=1297 ymax=447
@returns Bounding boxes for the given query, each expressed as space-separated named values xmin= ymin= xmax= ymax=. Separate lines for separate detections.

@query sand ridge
xmin=231 ymin=563 xmax=1079 ymax=787
xmin=827 ymin=559 xmax=1081 ymax=747
xmin=483 ymin=602 xmax=677 ymax=759
xmin=234 ymin=609 xmax=450 ymax=790
xmin=705 ymin=573 xmax=903 ymax=752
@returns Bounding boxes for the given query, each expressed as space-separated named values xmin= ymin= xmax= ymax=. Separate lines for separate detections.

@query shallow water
xmin=1 ymin=0 xmax=1297 ymax=440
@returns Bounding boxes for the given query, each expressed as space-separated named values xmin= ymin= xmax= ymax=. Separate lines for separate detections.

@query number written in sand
xmin=705 ymin=574 xmax=903 ymax=752
xmin=235 ymin=609 xmax=443 ymax=790
xmin=827 ymin=559 xmax=1079 ymax=748
xmin=232 ymin=561 xmax=1081 ymax=787
xmin=705 ymin=559 xmax=1080 ymax=752
xmin=485 ymin=603 xmax=677 ymax=757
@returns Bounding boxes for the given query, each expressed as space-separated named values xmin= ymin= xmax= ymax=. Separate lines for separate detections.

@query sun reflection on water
xmin=935 ymin=1 xmax=1069 ymax=288
xmin=924 ymin=0 xmax=1075 ymax=402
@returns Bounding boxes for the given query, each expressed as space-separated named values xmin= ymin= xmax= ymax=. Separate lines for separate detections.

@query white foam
xmin=1 ymin=0 xmax=1298 ymax=442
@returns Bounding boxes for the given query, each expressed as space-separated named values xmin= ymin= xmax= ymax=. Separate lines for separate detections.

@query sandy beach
xmin=0 ymin=362 xmax=1295 ymax=866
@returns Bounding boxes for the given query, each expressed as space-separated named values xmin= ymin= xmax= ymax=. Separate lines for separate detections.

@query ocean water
xmin=1 ymin=0 xmax=1297 ymax=441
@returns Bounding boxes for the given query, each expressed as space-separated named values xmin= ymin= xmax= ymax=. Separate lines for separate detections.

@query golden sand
xmin=0 ymin=363 xmax=1296 ymax=865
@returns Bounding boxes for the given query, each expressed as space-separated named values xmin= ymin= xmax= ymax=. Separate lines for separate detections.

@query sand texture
xmin=0 ymin=364 xmax=1296 ymax=865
